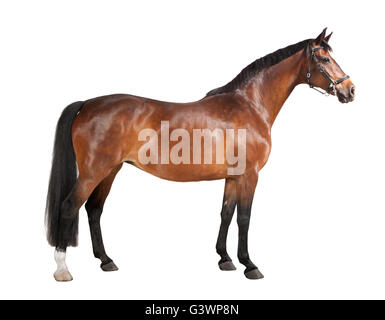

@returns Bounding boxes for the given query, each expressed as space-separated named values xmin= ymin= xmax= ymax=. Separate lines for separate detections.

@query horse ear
xmin=314 ymin=28 xmax=327 ymax=44
xmin=324 ymin=32 xmax=333 ymax=43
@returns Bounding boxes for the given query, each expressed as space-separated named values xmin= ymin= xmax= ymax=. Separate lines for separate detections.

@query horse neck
xmin=238 ymin=49 xmax=305 ymax=127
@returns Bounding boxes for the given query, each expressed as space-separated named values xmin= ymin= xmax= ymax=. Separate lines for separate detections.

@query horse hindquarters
xmin=46 ymin=100 xmax=122 ymax=281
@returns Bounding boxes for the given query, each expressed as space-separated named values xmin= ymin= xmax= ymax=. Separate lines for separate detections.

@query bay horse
xmin=45 ymin=28 xmax=355 ymax=281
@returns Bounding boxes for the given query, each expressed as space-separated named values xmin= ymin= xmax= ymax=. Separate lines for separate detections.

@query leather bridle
xmin=307 ymin=44 xmax=350 ymax=96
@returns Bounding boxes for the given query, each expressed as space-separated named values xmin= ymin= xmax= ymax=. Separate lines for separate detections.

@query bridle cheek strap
xmin=307 ymin=45 xmax=350 ymax=96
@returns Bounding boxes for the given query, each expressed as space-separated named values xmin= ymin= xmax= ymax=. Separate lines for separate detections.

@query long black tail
xmin=45 ymin=101 xmax=84 ymax=247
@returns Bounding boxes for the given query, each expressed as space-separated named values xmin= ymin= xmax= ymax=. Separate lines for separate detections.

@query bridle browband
xmin=307 ymin=44 xmax=350 ymax=96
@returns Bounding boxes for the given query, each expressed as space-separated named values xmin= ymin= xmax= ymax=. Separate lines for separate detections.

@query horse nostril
xmin=350 ymin=86 xmax=355 ymax=97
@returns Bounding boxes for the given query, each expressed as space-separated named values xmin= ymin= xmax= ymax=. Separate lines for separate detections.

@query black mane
xmin=206 ymin=39 xmax=332 ymax=96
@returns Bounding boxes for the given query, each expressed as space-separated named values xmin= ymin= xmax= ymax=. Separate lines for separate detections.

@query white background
xmin=0 ymin=0 xmax=384 ymax=299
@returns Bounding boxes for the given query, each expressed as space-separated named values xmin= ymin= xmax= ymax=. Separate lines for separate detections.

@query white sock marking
xmin=54 ymin=249 xmax=69 ymax=274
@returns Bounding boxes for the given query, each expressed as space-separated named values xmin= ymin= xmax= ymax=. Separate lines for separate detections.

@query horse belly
xmin=132 ymin=162 xmax=230 ymax=182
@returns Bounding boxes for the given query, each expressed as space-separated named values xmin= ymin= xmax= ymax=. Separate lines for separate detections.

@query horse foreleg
xmin=235 ymin=172 xmax=264 ymax=280
xmin=216 ymin=178 xmax=237 ymax=271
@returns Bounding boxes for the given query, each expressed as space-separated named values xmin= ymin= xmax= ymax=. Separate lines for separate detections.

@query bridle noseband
xmin=307 ymin=44 xmax=350 ymax=96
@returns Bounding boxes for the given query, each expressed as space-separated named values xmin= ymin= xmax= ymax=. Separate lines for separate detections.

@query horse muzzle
xmin=337 ymin=84 xmax=355 ymax=103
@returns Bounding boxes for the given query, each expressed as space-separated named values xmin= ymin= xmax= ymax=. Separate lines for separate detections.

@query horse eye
xmin=322 ymin=57 xmax=331 ymax=63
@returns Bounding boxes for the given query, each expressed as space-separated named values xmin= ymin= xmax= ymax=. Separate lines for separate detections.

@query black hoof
xmin=101 ymin=261 xmax=119 ymax=272
xmin=244 ymin=268 xmax=264 ymax=280
xmin=219 ymin=261 xmax=236 ymax=271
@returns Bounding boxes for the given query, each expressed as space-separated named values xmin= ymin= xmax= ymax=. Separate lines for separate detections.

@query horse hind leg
xmin=85 ymin=164 xmax=122 ymax=272
xmin=53 ymin=169 xmax=114 ymax=281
